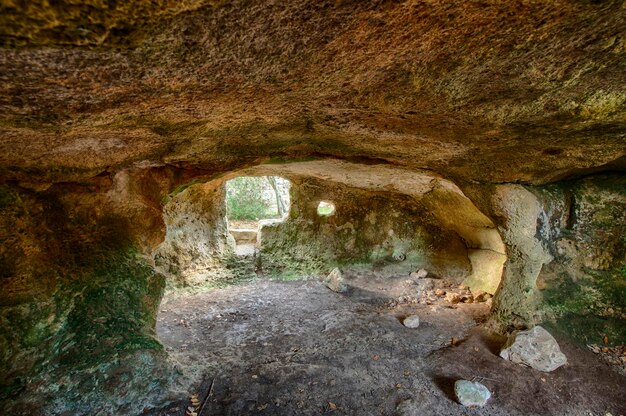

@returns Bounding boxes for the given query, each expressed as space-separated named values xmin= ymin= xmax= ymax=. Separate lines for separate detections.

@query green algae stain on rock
xmin=0 ymin=182 xmax=176 ymax=415
xmin=255 ymin=178 xmax=470 ymax=280
xmin=543 ymin=270 xmax=626 ymax=346
xmin=53 ymin=249 xmax=164 ymax=370
xmin=537 ymin=175 xmax=626 ymax=346
xmin=0 ymin=247 xmax=169 ymax=413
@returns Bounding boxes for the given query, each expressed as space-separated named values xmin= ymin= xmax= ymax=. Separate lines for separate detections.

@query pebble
xmin=415 ymin=279 xmax=435 ymax=291
xmin=435 ymin=289 xmax=446 ymax=297
xmin=460 ymin=294 xmax=474 ymax=303
xmin=473 ymin=290 xmax=488 ymax=302
xmin=402 ymin=315 xmax=420 ymax=328
xmin=588 ymin=344 xmax=626 ymax=375
xmin=474 ymin=293 xmax=493 ymax=302
xmin=454 ymin=379 xmax=491 ymax=407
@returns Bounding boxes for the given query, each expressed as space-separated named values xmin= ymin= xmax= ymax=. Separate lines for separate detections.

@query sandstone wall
xmin=153 ymin=182 xmax=235 ymax=286
xmin=464 ymin=174 xmax=625 ymax=344
xmin=536 ymin=175 xmax=626 ymax=346
xmin=258 ymin=177 xmax=472 ymax=280
xmin=0 ymin=168 xmax=187 ymax=415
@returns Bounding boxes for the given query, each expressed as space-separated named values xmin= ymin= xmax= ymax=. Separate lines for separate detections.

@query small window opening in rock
xmin=317 ymin=201 xmax=335 ymax=216
xmin=225 ymin=176 xmax=290 ymax=255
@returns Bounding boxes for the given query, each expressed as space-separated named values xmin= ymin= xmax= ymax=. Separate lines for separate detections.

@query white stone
xmin=411 ymin=268 xmax=428 ymax=279
xmin=500 ymin=326 xmax=567 ymax=372
xmin=402 ymin=315 xmax=420 ymax=328
xmin=454 ymin=380 xmax=491 ymax=407
xmin=322 ymin=268 xmax=347 ymax=293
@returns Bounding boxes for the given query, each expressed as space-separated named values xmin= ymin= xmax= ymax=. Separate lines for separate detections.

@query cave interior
xmin=0 ymin=1 xmax=625 ymax=415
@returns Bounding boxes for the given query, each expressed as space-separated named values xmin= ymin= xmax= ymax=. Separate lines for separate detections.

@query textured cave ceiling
xmin=0 ymin=0 xmax=624 ymax=185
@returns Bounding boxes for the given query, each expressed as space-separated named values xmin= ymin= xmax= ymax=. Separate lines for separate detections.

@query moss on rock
xmin=0 ymin=180 xmax=176 ymax=415
xmin=537 ymin=175 xmax=626 ymax=345
xmin=258 ymin=177 xmax=471 ymax=279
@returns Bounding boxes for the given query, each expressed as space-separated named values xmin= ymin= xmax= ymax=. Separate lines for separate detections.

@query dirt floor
xmin=148 ymin=271 xmax=626 ymax=416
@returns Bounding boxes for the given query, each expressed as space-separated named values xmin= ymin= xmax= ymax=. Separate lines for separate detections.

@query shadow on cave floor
xmin=148 ymin=274 xmax=626 ymax=416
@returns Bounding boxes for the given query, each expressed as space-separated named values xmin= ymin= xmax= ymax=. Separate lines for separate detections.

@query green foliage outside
xmin=317 ymin=201 xmax=335 ymax=216
xmin=226 ymin=176 xmax=289 ymax=221
xmin=226 ymin=177 xmax=272 ymax=220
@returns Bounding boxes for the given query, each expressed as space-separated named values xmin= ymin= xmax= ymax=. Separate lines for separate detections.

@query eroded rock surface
xmin=0 ymin=178 xmax=177 ymax=415
xmin=1 ymin=1 xmax=624 ymax=185
xmin=154 ymin=182 xmax=235 ymax=285
xmin=464 ymin=174 xmax=625 ymax=340
xmin=0 ymin=1 xmax=624 ymax=414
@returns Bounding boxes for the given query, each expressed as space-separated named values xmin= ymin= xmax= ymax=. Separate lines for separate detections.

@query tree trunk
xmin=267 ymin=176 xmax=285 ymax=217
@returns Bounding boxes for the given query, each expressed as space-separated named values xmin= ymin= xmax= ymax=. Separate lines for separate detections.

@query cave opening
xmin=225 ymin=176 xmax=291 ymax=256
xmin=154 ymin=161 xmax=507 ymax=292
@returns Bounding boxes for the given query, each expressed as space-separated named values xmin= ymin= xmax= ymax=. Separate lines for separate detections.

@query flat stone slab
xmin=235 ymin=244 xmax=256 ymax=256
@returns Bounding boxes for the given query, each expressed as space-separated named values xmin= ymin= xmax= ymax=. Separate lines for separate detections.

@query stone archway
xmin=238 ymin=160 xmax=507 ymax=294
xmin=153 ymin=160 xmax=507 ymax=295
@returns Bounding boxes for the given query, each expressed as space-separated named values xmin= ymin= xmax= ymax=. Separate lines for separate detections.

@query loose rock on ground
xmin=454 ymin=379 xmax=491 ymax=407
xmin=402 ymin=315 xmax=420 ymax=328
xmin=322 ymin=268 xmax=347 ymax=293
xmin=500 ymin=326 xmax=567 ymax=372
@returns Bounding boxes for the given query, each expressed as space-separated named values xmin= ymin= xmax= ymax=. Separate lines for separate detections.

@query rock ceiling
xmin=0 ymin=0 xmax=624 ymax=185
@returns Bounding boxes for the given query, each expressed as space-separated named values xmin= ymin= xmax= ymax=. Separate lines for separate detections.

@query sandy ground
xmin=148 ymin=272 xmax=626 ymax=416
